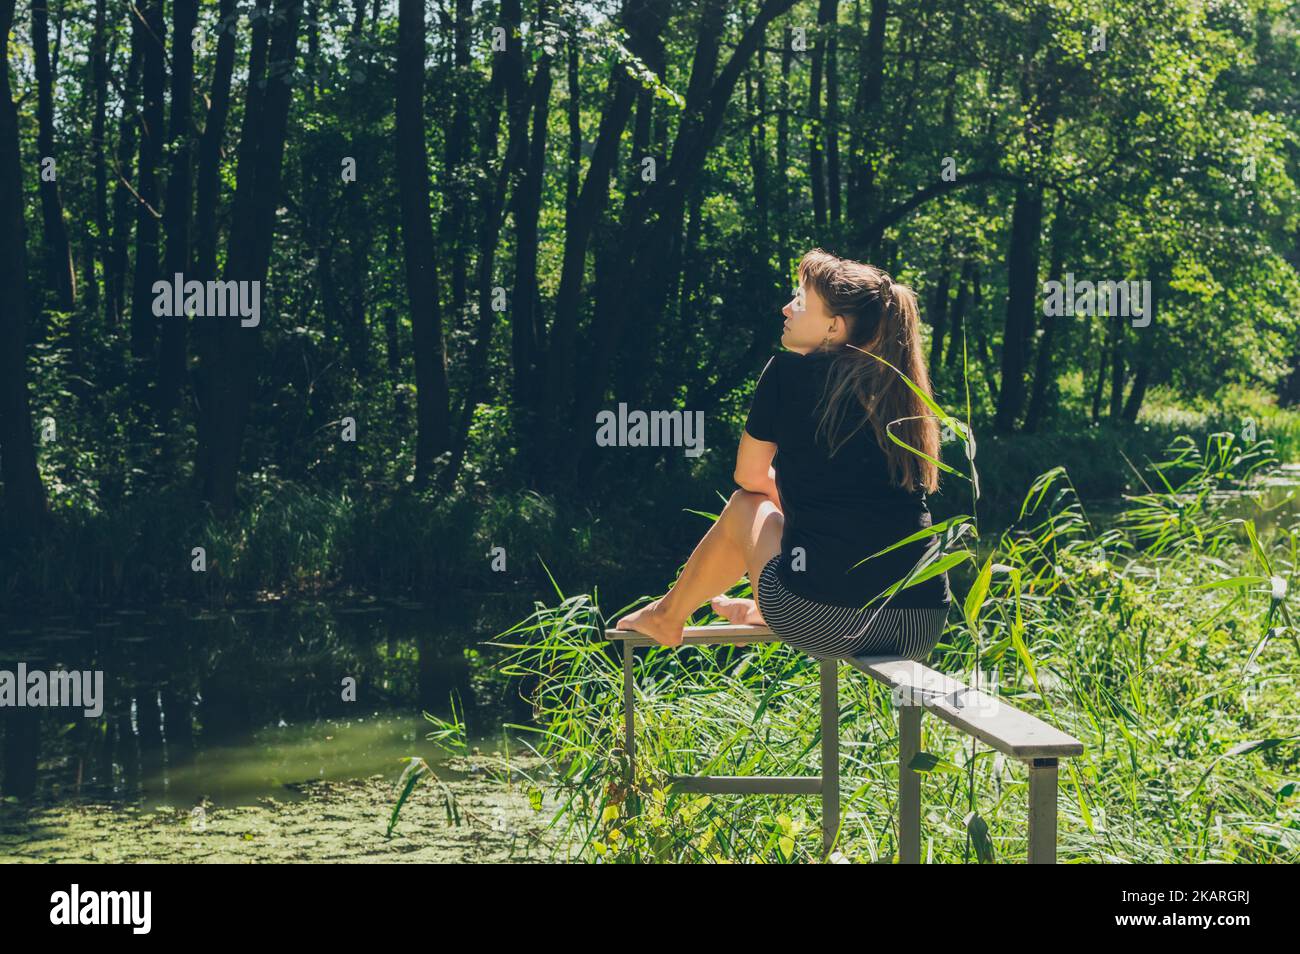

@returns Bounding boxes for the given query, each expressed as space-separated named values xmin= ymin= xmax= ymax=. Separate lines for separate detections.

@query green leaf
xmin=965 ymin=811 xmax=995 ymax=863
xmin=1191 ymin=575 xmax=1270 ymax=591
xmin=1226 ymin=737 xmax=1291 ymax=757
xmin=855 ymin=347 xmax=962 ymax=432
xmin=884 ymin=422 xmax=967 ymax=479
xmin=907 ymin=751 xmax=962 ymax=775
xmin=1243 ymin=520 xmax=1274 ymax=577
xmin=870 ymin=550 xmax=972 ymax=602
xmin=855 ymin=515 xmax=972 ymax=563
xmin=1010 ymin=622 xmax=1039 ymax=692
xmin=964 ymin=553 xmax=995 ymax=632
xmin=387 ymin=757 xmax=429 ymax=839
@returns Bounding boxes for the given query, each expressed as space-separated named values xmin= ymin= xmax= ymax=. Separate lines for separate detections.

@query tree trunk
xmin=396 ymin=0 xmax=451 ymax=484
xmin=157 ymin=0 xmax=199 ymax=416
xmin=576 ymin=0 xmax=798 ymax=452
xmin=129 ymin=0 xmax=166 ymax=381
xmin=509 ymin=2 xmax=557 ymax=455
xmin=1089 ymin=321 xmax=1107 ymax=423
xmin=993 ymin=11 xmax=1057 ymax=433
xmin=847 ymin=0 xmax=888 ymax=256
xmin=928 ymin=239 xmax=951 ymax=378
xmin=747 ymin=32 xmax=770 ymax=269
xmin=1121 ymin=358 xmax=1151 ymax=423
xmin=0 ymin=0 xmax=49 ymax=539
xmin=1024 ymin=194 xmax=1069 ymax=432
xmin=944 ymin=258 xmax=973 ymax=372
xmin=31 ymin=0 xmax=76 ymax=311
xmin=190 ymin=0 xmax=239 ymax=488
xmin=776 ymin=25 xmax=790 ymax=281
xmin=439 ymin=0 xmax=473 ymax=328
xmin=1108 ymin=321 xmax=1126 ymax=420
xmin=107 ymin=21 xmax=143 ymax=328
xmin=1279 ymin=346 xmax=1300 ymax=408
xmin=193 ymin=0 xmax=238 ymax=285
xmin=539 ymin=42 xmax=644 ymax=447
xmin=808 ymin=0 xmax=830 ymax=228
xmin=1121 ymin=261 xmax=1166 ymax=422
xmin=442 ymin=0 xmax=544 ymax=488
xmin=970 ymin=267 xmax=999 ymax=403
xmin=197 ymin=0 xmax=303 ymax=513
xmin=993 ymin=186 xmax=1044 ymax=432
xmin=823 ymin=0 xmax=841 ymax=226
xmin=91 ymin=0 xmax=109 ymax=320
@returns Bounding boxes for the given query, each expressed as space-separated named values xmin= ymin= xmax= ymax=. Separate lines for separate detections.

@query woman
xmin=615 ymin=248 xmax=952 ymax=660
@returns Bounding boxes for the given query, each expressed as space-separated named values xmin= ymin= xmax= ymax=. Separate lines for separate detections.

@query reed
xmin=470 ymin=348 xmax=1300 ymax=863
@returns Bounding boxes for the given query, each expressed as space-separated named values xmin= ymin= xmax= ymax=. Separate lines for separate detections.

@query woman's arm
xmin=735 ymin=431 xmax=781 ymax=508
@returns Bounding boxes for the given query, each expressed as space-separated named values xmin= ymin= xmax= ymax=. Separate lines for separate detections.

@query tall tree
xmin=574 ymin=0 xmax=799 ymax=463
xmin=1024 ymin=194 xmax=1069 ymax=432
xmin=536 ymin=0 xmax=655 ymax=471
xmin=107 ymin=13 xmax=143 ymax=327
xmin=196 ymin=0 xmax=303 ymax=512
xmin=0 ymin=0 xmax=49 ymax=538
xmin=192 ymin=0 xmax=238 ymax=286
xmin=158 ymin=0 xmax=200 ymax=415
xmin=443 ymin=0 xmax=552 ymax=487
xmin=396 ymin=0 xmax=451 ymax=484
xmin=129 ymin=0 xmax=166 ymax=378
xmin=190 ymin=0 xmax=238 ymax=484
xmin=994 ymin=10 xmax=1060 ymax=433
xmin=846 ymin=0 xmax=888 ymax=256
xmin=440 ymin=0 xmax=474 ymax=325
xmin=90 ymin=0 xmax=109 ymax=319
xmin=31 ymin=0 xmax=76 ymax=309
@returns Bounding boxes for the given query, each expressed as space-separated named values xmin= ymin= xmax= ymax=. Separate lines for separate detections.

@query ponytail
xmin=800 ymin=248 xmax=941 ymax=494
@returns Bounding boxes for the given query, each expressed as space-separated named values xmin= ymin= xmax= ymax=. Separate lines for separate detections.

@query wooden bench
xmin=605 ymin=623 xmax=1084 ymax=863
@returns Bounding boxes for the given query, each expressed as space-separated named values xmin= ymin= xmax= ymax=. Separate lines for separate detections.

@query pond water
xmin=1082 ymin=464 xmax=1300 ymax=531
xmin=3 ymin=467 xmax=1296 ymax=815
xmin=0 ymin=593 xmax=544 ymax=809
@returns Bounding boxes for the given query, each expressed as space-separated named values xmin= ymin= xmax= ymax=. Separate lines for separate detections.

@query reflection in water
xmin=0 ymin=595 xmax=536 ymax=808
xmin=9 ymin=474 xmax=1291 ymax=809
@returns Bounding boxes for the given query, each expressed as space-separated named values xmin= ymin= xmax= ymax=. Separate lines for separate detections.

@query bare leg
xmin=615 ymin=491 xmax=784 ymax=646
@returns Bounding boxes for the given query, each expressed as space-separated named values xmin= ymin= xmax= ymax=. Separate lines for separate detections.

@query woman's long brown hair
xmin=798 ymin=248 xmax=941 ymax=494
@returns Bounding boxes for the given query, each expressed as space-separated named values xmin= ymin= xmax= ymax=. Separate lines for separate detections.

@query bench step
xmin=666 ymin=774 xmax=823 ymax=795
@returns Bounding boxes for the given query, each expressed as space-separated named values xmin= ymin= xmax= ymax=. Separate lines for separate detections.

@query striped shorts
xmin=755 ymin=554 xmax=949 ymax=661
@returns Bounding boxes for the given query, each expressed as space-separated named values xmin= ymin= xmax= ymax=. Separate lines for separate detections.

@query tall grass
xmin=468 ymin=345 xmax=1299 ymax=862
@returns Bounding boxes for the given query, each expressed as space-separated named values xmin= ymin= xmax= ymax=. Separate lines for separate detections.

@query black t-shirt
xmin=744 ymin=349 xmax=952 ymax=609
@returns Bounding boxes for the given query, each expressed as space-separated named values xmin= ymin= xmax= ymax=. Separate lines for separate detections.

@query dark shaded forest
xmin=1 ymin=0 xmax=1297 ymax=609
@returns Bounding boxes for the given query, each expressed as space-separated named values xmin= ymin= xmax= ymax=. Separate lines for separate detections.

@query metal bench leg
xmin=623 ymin=641 xmax=635 ymax=785
xmin=1027 ymin=757 xmax=1058 ymax=864
xmin=898 ymin=703 xmax=921 ymax=863
xmin=820 ymin=658 xmax=838 ymax=856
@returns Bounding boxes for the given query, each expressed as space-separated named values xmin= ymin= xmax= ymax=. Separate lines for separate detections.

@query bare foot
xmin=710 ymin=595 xmax=766 ymax=626
xmin=614 ymin=598 xmax=684 ymax=647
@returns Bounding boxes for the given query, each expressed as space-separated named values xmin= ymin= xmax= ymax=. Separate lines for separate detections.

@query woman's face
xmin=781 ymin=279 xmax=840 ymax=354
